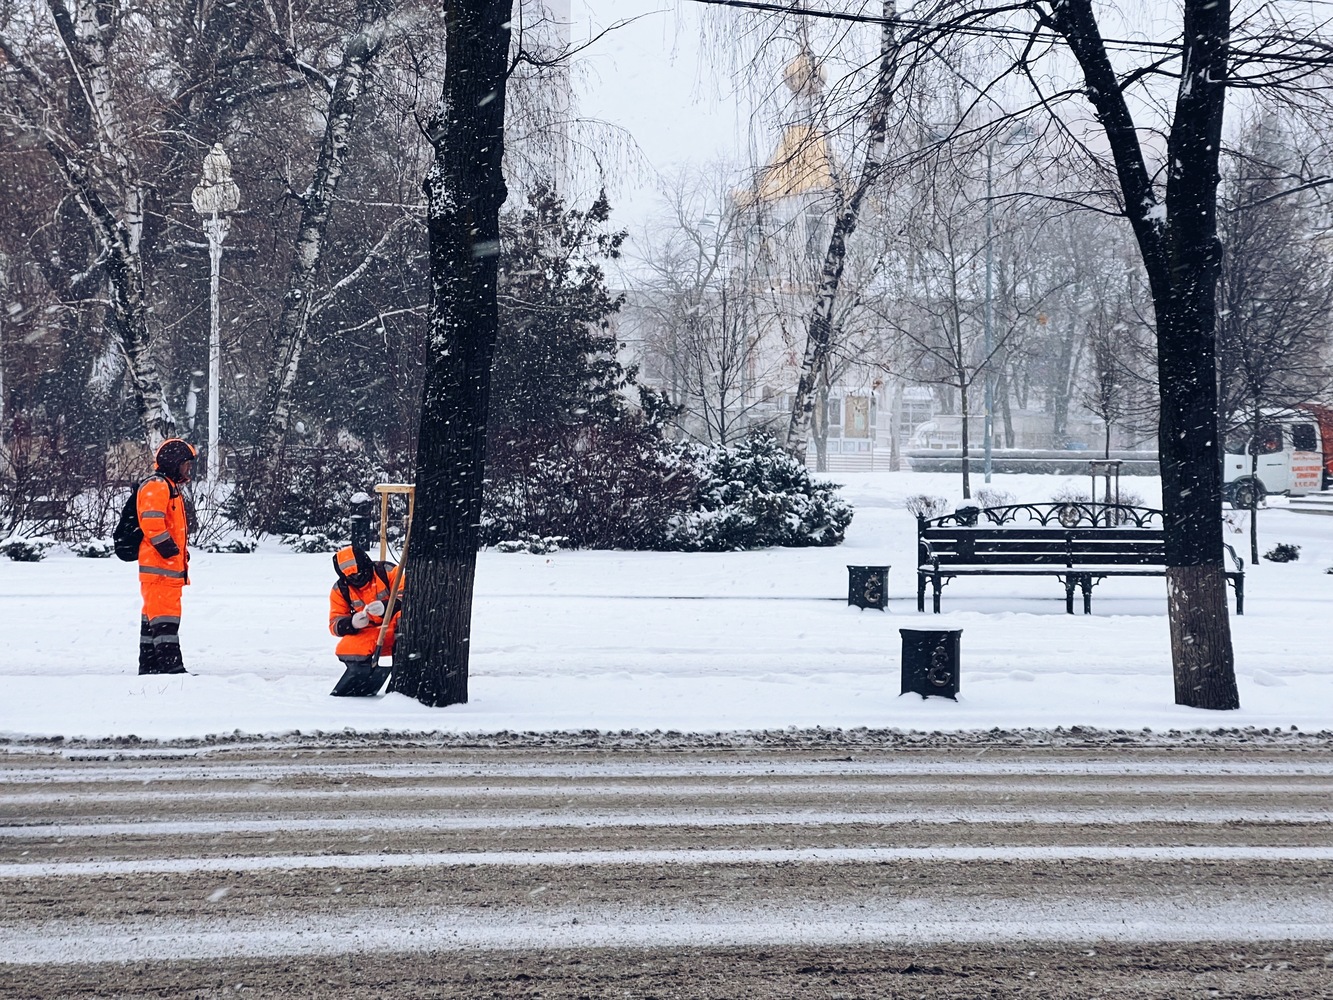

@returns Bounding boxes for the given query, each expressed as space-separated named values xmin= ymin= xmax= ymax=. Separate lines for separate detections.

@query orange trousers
xmin=139 ymin=577 xmax=184 ymax=674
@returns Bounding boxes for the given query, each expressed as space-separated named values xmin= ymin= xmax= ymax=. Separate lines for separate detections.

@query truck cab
xmin=1223 ymin=415 xmax=1324 ymax=506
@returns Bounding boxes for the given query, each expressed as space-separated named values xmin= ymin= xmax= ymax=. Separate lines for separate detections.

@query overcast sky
xmin=568 ymin=1 xmax=756 ymax=232
xmin=560 ymin=0 xmax=1316 ymax=242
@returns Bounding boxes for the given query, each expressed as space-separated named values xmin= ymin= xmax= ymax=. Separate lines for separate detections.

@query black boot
xmin=154 ymin=642 xmax=188 ymax=674
xmin=149 ymin=620 xmax=188 ymax=674
xmin=138 ymin=618 xmax=158 ymax=675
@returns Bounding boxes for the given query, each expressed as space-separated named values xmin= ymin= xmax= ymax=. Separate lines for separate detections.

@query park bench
xmin=916 ymin=502 xmax=1245 ymax=615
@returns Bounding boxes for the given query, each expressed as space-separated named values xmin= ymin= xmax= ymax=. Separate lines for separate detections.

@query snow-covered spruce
xmin=665 ymin=434 xmax=854 ymax=551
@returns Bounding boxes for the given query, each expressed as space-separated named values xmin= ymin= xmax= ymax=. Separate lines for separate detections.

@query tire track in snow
xmin=2 ymin=745 xmax=1331 ymax=969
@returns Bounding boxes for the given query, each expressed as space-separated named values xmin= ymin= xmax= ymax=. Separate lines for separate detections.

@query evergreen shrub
xmin=282 ymin=532 xmax=345 ymax=554
xmin=483 ymin=424 xmax=699 ymax=550
xmin=227 ymin=447 xmax=386 ymax=537
xmin=73 ymin=539 xmax=115 ymax=558
xmin=204 ymin=537 xmax=259 ymax=554
xmin=664 ymin=435 xmax=853 ymax=551
xmin=3 ymin=534 xmax=55 ymax=561
xmin=495 ymin=535 xmax=570 ymax=554
xmin=482 ymin=431 xmax=853 ymax=552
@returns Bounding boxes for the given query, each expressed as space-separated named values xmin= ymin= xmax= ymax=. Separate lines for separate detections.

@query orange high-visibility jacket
xmin=328 ymin=563 xmax=403 ymax=658
xmin=136 ymin=475 xmax=189 ymax=583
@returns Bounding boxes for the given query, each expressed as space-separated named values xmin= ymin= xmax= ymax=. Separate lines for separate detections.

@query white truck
xmin=1223 ymin=406 xmax=1330 ymax=507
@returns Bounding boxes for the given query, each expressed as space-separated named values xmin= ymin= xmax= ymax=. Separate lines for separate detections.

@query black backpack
xmin=113 ymin=486 xmax=142 ymax=561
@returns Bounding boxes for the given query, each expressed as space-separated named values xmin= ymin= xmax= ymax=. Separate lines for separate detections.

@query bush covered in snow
xmin=974 ymin=487 xmax=1016 ymax=508
xmin=664 ymin=435 xmax=854 ymax=552
xmin=203 ymin=537 xmax=259 ymax=554
xmin=3 ymin=534 xmax=55 ymax=561
xmin=1050 ymin=485 xmax=1147 ymax=508
xmin=1264 ymin=542 xmax=1301 ymax=563
xmin=281 ymin=532 xmax=345 ymax=554
xmin=72 ymin=538 xmax=115 ymax=558
xmin=494 ymin=535 xmax=570 ymax=554
xmin=905 ymin=494 xmax=950 ymax=520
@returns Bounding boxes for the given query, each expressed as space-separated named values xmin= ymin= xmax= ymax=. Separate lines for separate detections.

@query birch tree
xmin=255 ymin=0 xmax=393 ymax=480
xmin=782 ymin=1 xmax=898 ymax=464
xmin=0 ymin=0 xmax=174 ymax=447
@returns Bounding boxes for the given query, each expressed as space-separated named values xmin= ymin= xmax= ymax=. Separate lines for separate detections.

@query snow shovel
xmin=329 ymin=657 xmax=393 ymax=697
xmin=330 ymin=493 xmax=414 ymax=698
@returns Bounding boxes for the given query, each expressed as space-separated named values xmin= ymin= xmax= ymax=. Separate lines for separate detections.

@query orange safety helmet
xmin=155 ymin=438 xmax=198 ymax=482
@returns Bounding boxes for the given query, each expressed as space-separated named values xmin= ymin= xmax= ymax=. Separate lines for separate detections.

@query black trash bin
xmin=847 ymin=565 xmax=890 ymax=610
xmin=899 ymin=628 xmax=961 ymax=700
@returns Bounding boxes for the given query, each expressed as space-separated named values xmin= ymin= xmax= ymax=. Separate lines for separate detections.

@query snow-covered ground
xmin=2 ymin=472 xmax=1330 ymax=741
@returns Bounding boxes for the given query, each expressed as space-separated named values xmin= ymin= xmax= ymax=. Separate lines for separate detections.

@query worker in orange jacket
xmin=328 ymin=542 xmax=404 ymax=672
xmin=137 ymin=438 xmax=197 ymax=675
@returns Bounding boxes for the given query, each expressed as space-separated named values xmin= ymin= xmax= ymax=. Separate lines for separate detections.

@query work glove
xmin=351 ymin=610 xmax=371 ymax=629
xmin=364 ymin=600 xmax=386 ymax=618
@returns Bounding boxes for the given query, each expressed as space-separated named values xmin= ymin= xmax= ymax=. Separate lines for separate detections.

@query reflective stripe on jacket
xmin=137 ymin=475 xmax=189 ymax=582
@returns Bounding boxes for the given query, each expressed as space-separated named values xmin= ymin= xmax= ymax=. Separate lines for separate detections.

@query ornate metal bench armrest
xmin=1223 ymin=542 xmax=1245 ymax=574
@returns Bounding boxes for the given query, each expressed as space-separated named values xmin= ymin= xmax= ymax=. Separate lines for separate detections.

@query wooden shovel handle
xmin=371 ymin=490 xmax=414 ymax=664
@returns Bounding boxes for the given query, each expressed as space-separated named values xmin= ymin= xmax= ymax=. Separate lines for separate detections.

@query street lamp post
xmin=983 ymin=144 xmax=995 ymax=484
xmin=191 ymin=144 xmax=241 ymax=484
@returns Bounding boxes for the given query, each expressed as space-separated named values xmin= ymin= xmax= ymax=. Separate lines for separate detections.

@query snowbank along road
xmin=1 ymin=738 xmax=1331 ymax=997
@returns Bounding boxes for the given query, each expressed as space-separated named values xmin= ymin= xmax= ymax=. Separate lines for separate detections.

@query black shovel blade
xmin=330 ymin=663 xmax=392 ymax=697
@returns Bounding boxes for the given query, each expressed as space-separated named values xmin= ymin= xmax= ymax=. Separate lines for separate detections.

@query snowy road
xmin=1 ymin=740 xmax=1331 ymax=997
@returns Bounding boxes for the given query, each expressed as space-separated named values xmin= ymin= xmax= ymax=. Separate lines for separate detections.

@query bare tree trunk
xmin=784 ymin=1 xmax=897 ymax=463
xmin=813 ymin=383 xmax=830 ymax=472
xmin=256 ymin=14 xmax=385 ymax=491
xmin=390 ymin=0 xmax=513 ymax=708
xmin=1051 ymin=315 xmax=1079 ymax=447
xmin=1049 ymin=0 xmax=1237 ymax=710
xmin=997 ymin=370 xmax=1015 ymax=447
xmin=1168 ymin=565 xmax=1238 ymax=706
